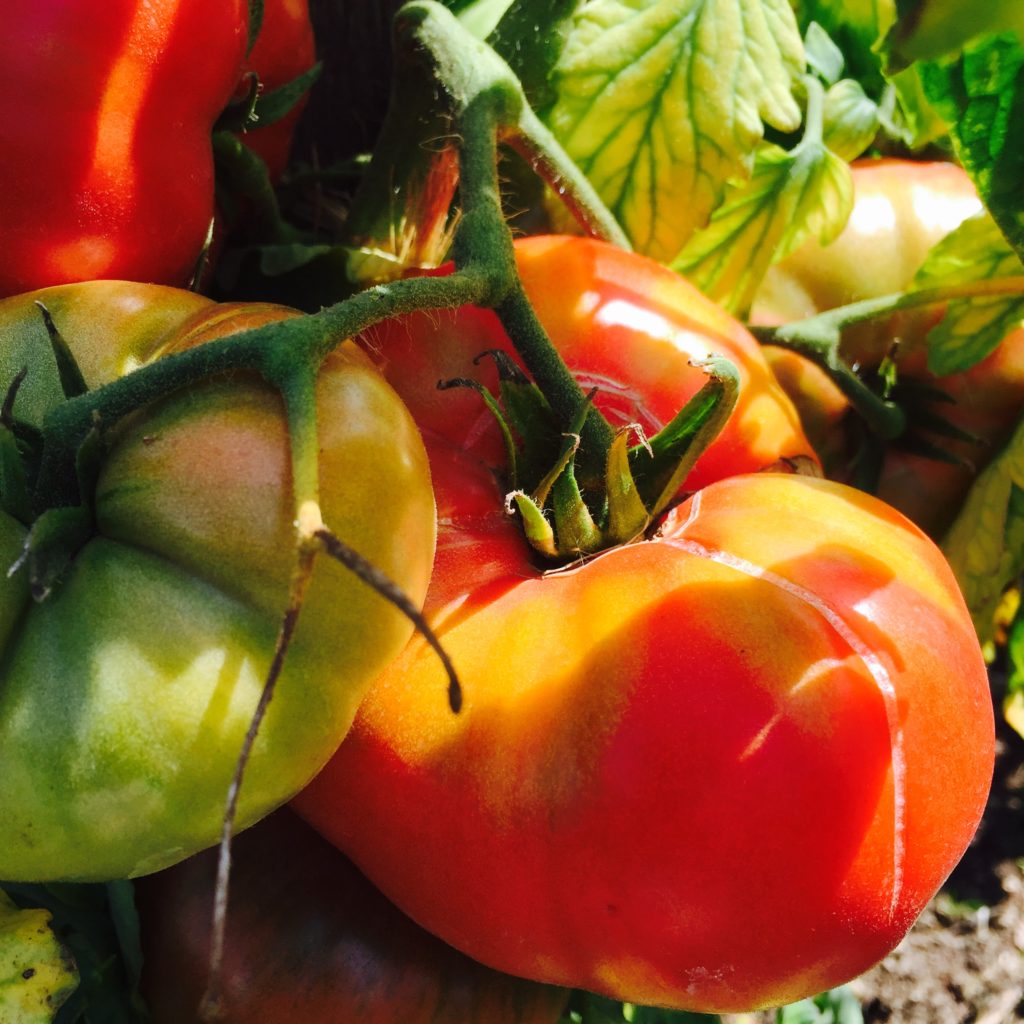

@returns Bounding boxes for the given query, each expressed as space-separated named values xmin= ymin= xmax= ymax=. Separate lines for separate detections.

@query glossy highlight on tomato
xmin=366 ymin=235 xmax=817 ymax=491
xmin=0 ymin=282 xmax=436 ymax=882
xmin=296 ymin=443 xmax=993 ymax=1012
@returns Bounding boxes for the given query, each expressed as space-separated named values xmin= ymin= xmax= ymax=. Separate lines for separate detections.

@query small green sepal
xmin=633 ymin=356 xmax=741 ymax=517
xmin=551 ymin=471 xmax=603 ymax=556
xmin=11 ymin=504 xmax=94 ymax=602
xmin=36 ymin=303 xmax=88 ymax=400
xmin=605 ymin=426 xmax=653 ymax=545
xmin=508 ymin=490 xmax=558 ymax=558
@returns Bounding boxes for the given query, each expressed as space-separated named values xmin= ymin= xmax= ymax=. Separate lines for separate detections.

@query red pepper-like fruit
xmin=0 ymin=0 xmax=249 ymax=296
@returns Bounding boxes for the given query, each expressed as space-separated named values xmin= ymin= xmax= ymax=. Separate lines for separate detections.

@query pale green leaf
xmin=671 ymin=141 xmax=852 ymax=316
xmin=942 ymin=415 xmax=1024 ymax=644
xmin=804 ymin=22 xmax=845 ymax=85
xmin=886 ymin=64 xmax=948 ymax=148
xmin=546 ymin=0 xmax=804 ymax=261
xmin=912 ymin=212 xmax=1024 ymax=375
xmin=796 ymin=0 xmax=893 ymax=89
xmin=822 ymin=79 xmax=879 ymax=159
xmin=799 ymin=0 xmax=947 ymax=148
xmin=0 ymin=892 xmax=78 ymax=1023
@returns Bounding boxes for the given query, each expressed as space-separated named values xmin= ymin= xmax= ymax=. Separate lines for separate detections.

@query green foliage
xmin=560 ymin=991 xmax=720 ymax=1023
xmin=887 ymin=0 xmax=1024 ymax=67
xmin=911 ymin=212 xmax=1024 ymax=375
xmin=0 ymin=883 xmax=146 ymax=1024
xmin=672 ymin=139 xmax=852 ymax=315
xmin=920 ymin=34 xmax=1024 ymax=262
xmin=0 ymin=891 xmax=78 ymax=1024
xmin=775 ymin=985 xmax=863 ymax=1023
xmin=545 ymin=0 xmax=803 ymax=261
xmin=943 ymin=415 xmax=1024 ymax=643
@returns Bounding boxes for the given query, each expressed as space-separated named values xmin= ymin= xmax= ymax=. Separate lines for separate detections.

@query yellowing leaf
xmin=912 ymin=212 xmax=1024 ymax=376
xmin=943 ymin=415 xmax=1024 ymax=645
xmin=0 ymin=892 xmax=78 ymax=1023
xmin=547 ymin=0 xmax=804 ymax=261
xmin=1004 ymin=689 xmax=1024 ymax=740
xmin=671 ymin=140 xmax=852 ymax=316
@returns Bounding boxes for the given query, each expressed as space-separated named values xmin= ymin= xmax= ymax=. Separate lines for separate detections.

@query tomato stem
xmin=754 ymin=275 xmax=1024 ymax=439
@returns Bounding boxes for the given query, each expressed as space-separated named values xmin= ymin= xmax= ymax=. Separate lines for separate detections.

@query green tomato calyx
xmin=442 ymin=353 xmax=740 ymax=561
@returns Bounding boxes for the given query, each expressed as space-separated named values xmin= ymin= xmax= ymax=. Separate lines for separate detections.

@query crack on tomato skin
xmin=667 ymin=489 xmax=907 ymax=920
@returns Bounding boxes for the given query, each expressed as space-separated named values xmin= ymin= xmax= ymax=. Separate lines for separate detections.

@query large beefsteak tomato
xmin=0 ymin=282 xmax=435 ymax=882
xmin=295 ymin=236 xmax=994 ymax=1013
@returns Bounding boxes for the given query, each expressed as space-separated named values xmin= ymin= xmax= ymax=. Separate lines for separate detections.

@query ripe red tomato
xmin=295 ymin=438 xmax=993 ymax=1012
xmin=365 ymin=235 xmax=818 ymax=491
xmin=0 ymin=1 xmax=249 ymax=296
xmin=294 ymin=236 xmax=994 ymax=1012
xmin=136 ymin=809 xmax=568 ymax=1024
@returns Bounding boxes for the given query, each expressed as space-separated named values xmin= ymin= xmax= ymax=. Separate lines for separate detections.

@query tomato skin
xmin=135 ymin=808 xmax=568 ymax=1024
xmin=238 ymin=0 xmax=317 ymax=179
xmin=295 ymin=438 xmax=993 ymax=1006
xmin=753 ymin=161 xmax=1024 ymax=536
xmin=751 ymin=159 xmax=983 ymax=365
xmin=367 ymin=236 xmax=816 ymax=489
xmin=0 ymin=282 xmax=435 ymax=882
xmin=0 ymin=2 xmax=249 ymax=296
xmin=294 ymin=240 xmax=987 ymax=1009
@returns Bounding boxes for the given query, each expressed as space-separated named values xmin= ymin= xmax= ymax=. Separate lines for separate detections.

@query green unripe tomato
xmin=0 ymin=283 xmax=436 ymax=881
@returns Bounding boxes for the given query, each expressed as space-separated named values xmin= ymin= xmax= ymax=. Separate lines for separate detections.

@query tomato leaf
xmin=804 ymin=22 xmax=845 ymax=85
xmin=885 ymin=0 xmax=1024 ymax=68
xmin=912 ymin=212 xmax=1024 ymax=376
xmin=0 ymin=890 xmax=77 ymax=1024
xmin=545 ymin=0 xmax=803 ymax=261
xmin=796 ymin=0 xmax=888 ymax=90
xmin=1 ymin=884 xmax=146 ymax=1024
xmin=487 ymin=0 xmax=579 ymax=111
xmin=822 ymin=79 xmax=879 ymax=159
xmin=1006 ymin=602 xmax=1024 ymax=739
xmin=671 ymin=140 xmax=852 ymax=317
xmin=919 ymin=33 xmax=1024 ymax=262
xmin=798 ymin=0 xmax=946 ymax=147
xmin=942 ymin=414 xmax=1024 ymax=644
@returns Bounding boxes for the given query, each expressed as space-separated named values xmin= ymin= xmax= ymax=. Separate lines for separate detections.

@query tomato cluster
xmin=0 ymin=5 xmax=1002 ymax=1023
xmin=293 ymin=236 xmax=994 ymax=1013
